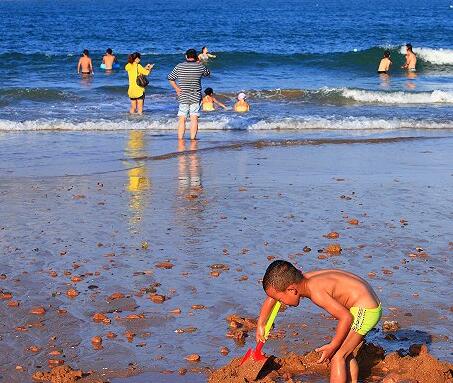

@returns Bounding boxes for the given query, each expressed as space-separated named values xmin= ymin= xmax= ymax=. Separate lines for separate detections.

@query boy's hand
xmin=255 ymin=322 xmax=266 ymax=343
xmin=315 ymin=342 xmax=337 ymax=363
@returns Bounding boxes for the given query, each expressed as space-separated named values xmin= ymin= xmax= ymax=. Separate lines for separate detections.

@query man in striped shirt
xmin=168 ymin=49 xmax=210 ymax=140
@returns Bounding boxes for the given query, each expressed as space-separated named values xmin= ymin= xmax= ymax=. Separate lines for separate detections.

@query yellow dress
xmin=125 ymin=63 xmax=150 ymax=99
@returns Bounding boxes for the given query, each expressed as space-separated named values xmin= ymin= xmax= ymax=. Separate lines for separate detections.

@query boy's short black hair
xmin=262 ymin=260 xmax=303 ymax=292
xmin=204 ymin=87 xmax=213 ymax=95
xmin=384 ymin=50 xmax=390 ymax=58
xmin=83 ymin=49 xmax=89 ymax=56
xmin=406 ymin=43 xmax=413 ymax=51
xmin=106 ymin=48 xmax=113 ymax=54
xmin=186 ymin=49 xmax=197 ymax=60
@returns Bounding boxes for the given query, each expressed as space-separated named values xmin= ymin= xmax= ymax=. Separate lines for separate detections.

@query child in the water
xmin=202 ymin=88 xmax=227 ymax=111
xmin=377 ymin=50 xmax=392 ymax=74
xmin=233 ymin=92 xmax=250 ymax=113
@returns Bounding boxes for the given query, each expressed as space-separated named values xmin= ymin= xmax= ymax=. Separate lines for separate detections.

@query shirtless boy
xmin=402 ymin=43 xmax=417 ymax=72
xmin=377 ymin=50 xmax=392 ymax=74
xmin=77 ymin=49 xmax=93 ymax=75
xmin=102 ymin=48 xmax=117 ymax=70
xmin=256 ymin=260 xmax=381 ymax=383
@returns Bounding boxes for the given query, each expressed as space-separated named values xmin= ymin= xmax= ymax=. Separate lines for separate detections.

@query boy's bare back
xmin=304 ymin=269 xmax=380 ymax=310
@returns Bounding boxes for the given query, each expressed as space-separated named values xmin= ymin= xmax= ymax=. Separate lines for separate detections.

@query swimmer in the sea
xmin=102 ymin=48 xmax=117 ymax=70
xmin=377 ymin=50 xmax=392 ymax=74
xmin=202 ymin=88 xmax=227 ymax=112
xmin=234 ymin=92 xmax=250 ymax=113
xmin=77 ymin=49 xmax=93 ymax=75
xmin=402 ymin=43 xmax=417 ymax=72
xmin=198 ymin=46 xmax=216 ymax=62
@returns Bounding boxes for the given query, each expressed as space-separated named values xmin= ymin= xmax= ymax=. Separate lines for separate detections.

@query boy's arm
xmin=213 ymin=97 xmax=227 ymax=109
xmin=89 ymin=59 xmax=93 ymax=74
xmin=310 ymin=292 xmax=353 ymax=362
xmin=255 ymin=296 xmax=277 ymax=343
xmin=77 ymin=58 xmax=81 ymax=73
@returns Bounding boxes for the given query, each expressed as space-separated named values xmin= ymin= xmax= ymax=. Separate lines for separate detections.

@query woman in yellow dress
xmin=125 ymin=52 xmax=154 ymax=114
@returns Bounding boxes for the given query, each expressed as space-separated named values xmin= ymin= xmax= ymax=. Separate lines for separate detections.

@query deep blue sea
xmin=0 ymin=0 xmax=452 ymax=132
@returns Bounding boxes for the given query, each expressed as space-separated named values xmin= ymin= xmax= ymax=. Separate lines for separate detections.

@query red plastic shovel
xmin=239 ymin=301 xmax=281 ymax=379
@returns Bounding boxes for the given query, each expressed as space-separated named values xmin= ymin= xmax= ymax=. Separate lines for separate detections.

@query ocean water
xmin=0 ymin=0 xmax=452 ymax=133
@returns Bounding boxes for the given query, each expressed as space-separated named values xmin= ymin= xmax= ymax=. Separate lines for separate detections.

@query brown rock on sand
xmin=30 ymin=307 xmax=46 ymax=315
xmin=185 ymin=354 xmax=201 ymax=362
xmin=149 ymin=294 xmax=166 ymax=303
xmin=325 ymin=244 xmax=342 ymax=255
xmin=108 ymin=292 xmax=125 ymax=300
xmin=91 ymin=336 xmax=102 ymax=345
xmin=155 ymin=261 xmax=174 ymax=269
xmin=348 ymin=218 xmax=359 ymax=225
xmin=92 ymin=313 xmax=111 ymax=324
xmin=66 ymin=289 xmax=79 ymax=298
xmin=324 ymin=232 xmax=340 ymax=239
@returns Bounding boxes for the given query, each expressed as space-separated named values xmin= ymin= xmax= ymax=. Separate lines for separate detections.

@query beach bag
xmin=136 ymin=65 xmax=149 ymax=88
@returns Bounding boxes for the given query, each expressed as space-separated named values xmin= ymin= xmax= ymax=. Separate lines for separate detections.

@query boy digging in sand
xmin=256 ymin=260 xmax=381 ymax=383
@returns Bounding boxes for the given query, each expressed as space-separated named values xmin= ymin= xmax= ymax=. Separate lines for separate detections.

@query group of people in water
xmin=77 ymin=44 xmax=417 ymax=140
xmin=77 ymin=46 xmax=249 ymax=140
xmin=377 ymin=43 xmax=417 ymax=74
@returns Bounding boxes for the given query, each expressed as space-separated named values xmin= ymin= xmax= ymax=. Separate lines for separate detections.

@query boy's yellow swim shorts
xmin=350 ymin=304 xmax=382 ymax=335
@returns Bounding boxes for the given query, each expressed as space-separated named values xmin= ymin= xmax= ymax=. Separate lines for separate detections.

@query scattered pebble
xmin=191 ymin=304 xmax=207 ymax=310
xmin=91 ymin=336 xmax=102 ymax=345
xmin=149 ymin=294 xmax=166 ymax=303
xmin=66 ymin=289 xmax=79 ymax=298
xmin=324 ymin=231 xmax=340 ymax=239
xmin=185 ymin=353 xmax=201 ymax=362
xmin=383 ymin=320 xmax=400 ymax=332
xmin=325 ymin=244 xmax=342 ymax=254
xmin=30 ymin=307 xmax=46 ymax=315
xmin=155 ymin=261 xmax=174 ymax=269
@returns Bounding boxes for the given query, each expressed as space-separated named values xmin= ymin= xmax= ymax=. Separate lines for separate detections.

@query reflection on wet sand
xmin=175 ymin=140 xmax=204 ymax=239
xmin=177 ymin=140 xmax=202 ymax=193
xmin=125 ymin=131 xmax=151 ymax=230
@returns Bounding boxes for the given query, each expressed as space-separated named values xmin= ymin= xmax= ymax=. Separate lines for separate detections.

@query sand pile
xmin=32 ymin=365 xmax=83 ymax=383
xmin=209 ymin=343 xmax=453 ymax=383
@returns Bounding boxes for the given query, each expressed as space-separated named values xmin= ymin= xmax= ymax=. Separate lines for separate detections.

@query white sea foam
xmin=400 ymin=46 xmax=453 ymax=65
xmin=248 ymin=117 xmax=453 ymax=131
xmin=0 ymin=118 xmax=234 ymax=132
xmin=1 ymin=117 xmax=452 ymax=132
xmin=340 ymin=88 xmax=453 ymax=104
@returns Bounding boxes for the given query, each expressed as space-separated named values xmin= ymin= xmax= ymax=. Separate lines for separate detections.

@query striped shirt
xmin=168 ymin=61 xmax=210 ymax=104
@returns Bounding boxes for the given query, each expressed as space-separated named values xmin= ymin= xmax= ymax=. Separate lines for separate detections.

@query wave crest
xmin=400 ymin=46 xmax=453 ymax=65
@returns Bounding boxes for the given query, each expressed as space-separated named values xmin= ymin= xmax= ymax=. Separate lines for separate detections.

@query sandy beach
xmin=0 ymin=130 xmax=452 ymax=382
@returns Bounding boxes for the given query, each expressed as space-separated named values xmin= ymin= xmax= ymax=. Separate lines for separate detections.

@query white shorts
xmin=178 ymin=103 xmax=200 ymax=118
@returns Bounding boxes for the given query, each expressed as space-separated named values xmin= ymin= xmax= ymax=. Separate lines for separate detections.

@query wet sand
xmin=0 ymin=131 xmax=452 ymax=382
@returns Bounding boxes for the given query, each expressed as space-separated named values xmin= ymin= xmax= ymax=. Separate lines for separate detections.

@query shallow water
xmin=1 ymin=131 xmax=452 ymax=382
